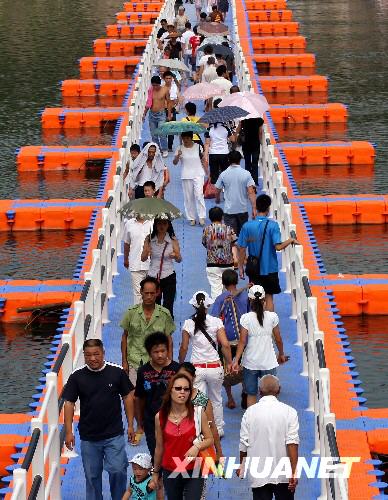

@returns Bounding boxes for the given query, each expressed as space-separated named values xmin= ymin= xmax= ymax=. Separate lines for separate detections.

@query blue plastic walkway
xmin=61 ymin=6 xmax=319 ymax=500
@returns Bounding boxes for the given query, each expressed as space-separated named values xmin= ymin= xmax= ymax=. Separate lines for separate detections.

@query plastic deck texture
xmin=60 ymin=4 xmax=319 ymax=500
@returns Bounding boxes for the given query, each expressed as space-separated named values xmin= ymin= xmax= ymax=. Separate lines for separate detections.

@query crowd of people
xmin=63 ymin=4 xmax=302 ymax=500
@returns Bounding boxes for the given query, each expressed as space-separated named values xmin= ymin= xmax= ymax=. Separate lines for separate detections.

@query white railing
xmin=7 ymin=1 xmax=175 ymax=498
xmin=229 ymin=1 xmax=347 ymax=498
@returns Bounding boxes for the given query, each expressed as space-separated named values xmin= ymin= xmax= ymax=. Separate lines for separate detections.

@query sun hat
xmin=129 ymin=453 xmax=152 ymax=470
xmin=189 ymin=290 xmax=214 ymax=308
xmin=248 ymin=285 xmax=265 ymax=300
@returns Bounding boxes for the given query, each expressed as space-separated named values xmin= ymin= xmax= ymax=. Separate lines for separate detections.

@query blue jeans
xmin=149 ymin=110 xmax=168 ymax=152
xmin=80 ymin=434 xmax=128 ymax=500
xmin=243 ymin=367 xmax=277 ymax=396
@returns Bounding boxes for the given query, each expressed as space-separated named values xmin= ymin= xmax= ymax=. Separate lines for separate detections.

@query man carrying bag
xmin=237 ymin=194 xmax=298 ymax=312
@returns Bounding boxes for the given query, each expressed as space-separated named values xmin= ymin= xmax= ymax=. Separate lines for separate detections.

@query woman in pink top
xmin=152 ymin=374 xmax=213 ymax=499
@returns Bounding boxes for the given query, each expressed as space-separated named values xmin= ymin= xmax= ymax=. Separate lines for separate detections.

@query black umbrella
xmin=203 ymin=44 xmax=233 ymax=58
xmin=199 ymin=106 xmax=249 ymax=124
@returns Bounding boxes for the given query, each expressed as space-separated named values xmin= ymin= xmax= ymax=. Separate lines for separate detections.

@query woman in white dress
xmin=179 ymin=291 xmax=232 ymax=437
xmin=173 ymin=132 xmax=208 ymax=226
xmin=232 ymin=285 xmax=287 ymax=407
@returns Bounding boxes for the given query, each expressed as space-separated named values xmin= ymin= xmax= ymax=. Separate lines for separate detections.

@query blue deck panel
xmin=60 ymin=3 xmax=319 ymax=499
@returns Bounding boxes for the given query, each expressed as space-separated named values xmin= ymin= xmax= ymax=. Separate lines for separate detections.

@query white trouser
xmin=182 ymin=178 xmax=206 ymax=221
xmin=194 ymin=365 xmax=224 ymax=434
xmin=206 ymin=266 xmax=233 ymax=300
xmin=130 ymin=270 xmax=148 ymax=305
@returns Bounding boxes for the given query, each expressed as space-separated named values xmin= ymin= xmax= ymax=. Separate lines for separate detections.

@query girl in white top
xmin=141 ymin=219 xmax=182 ymax=319
xmin=232 ymin=285 xmax=287 ymax=408
xmin=179 ymin=291 xmax=232 ymax=436
xmin=173 ymin=132 xmax=208 ymax=226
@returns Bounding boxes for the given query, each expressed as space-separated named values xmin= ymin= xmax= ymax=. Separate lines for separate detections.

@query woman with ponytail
xmin=232 ymin=285 xmax=287 ymax=408
xmin=179 ymin=291 xmax=232 ymax=437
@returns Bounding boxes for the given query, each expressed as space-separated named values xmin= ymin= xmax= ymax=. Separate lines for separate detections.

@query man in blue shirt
xmin=215 ymin=150 xmax=257 ymax=236
xmin=237 ymin=194 xmax=298 ymax=311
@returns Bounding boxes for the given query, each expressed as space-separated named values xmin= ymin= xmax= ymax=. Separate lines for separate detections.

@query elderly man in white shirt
xmin=238 ymin=375 xmax=299 ymax=500
xmin=123 ymin=216 xmax=153 ymax=304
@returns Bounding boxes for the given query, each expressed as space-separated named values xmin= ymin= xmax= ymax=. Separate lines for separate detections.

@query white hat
xmin=189 ymin=290 xmax=214 ymax=308
xmin=129 ymin=453 xmax=152 ymax=470
xmin=248 ymin=285 xmax=265 ymax=300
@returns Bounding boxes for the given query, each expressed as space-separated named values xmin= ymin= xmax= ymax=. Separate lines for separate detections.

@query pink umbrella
xmin=183 ymin=82 xmax=227 ymax=100
xmin=218 ymin=91 xmax=270 ymax=119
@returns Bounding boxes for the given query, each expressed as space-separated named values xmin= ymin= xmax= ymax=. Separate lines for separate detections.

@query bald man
xmin=238 ymin=375 xmax=299 ymax=499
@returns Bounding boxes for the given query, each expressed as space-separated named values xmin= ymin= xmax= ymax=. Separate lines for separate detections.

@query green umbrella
xmin=120 ymin=197 xmax=183 ymax=221
xmin=154 ymin=120 xmax=206 ymax=136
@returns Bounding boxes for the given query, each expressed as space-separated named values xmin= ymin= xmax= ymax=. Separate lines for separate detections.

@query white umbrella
xmin=218 ymin=91 xmax=270 ymax=119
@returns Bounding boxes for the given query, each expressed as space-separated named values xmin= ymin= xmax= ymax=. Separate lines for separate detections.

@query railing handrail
xmin=228 ymin=1 xmax=345 ymax=498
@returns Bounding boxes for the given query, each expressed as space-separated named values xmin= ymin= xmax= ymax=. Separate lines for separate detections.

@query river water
xmin=287 ymin=0 xmax=388 ymax=195
xmin=0 ymin=0 xmax=122 ymax=199
xmin=0 ymin=0 xmax=122 ymax=411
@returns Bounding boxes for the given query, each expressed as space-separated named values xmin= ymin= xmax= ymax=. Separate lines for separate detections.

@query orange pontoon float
xmin=249 ymin=21 xmax=299 ymax=36
xmin=270 ymin=103 xmax=347 ymax=124
xmin=61 ymin=79 xmax=130 ymax=97
xmin=244 ymin=0 xmax=287 ymax=9
xmin=247 ymin=9 xmax=293 ymax=21
xmin=41 ymin=107 xmax=126 ymax=128
xmin=253 ymin=53 xmax=315 ymax=68
xmin=116 ymin=11 xmax=158 ymax=23
xmin=124 ymin=2 xmax=163 ymax=11
xmin=105 ymin=24 xmax=154 ymax=38
xmin=79 ymin=56 xmax=140 ymax=73
xmin=277 ymin=141 xmax=375 ymax=165
xmin=259 ymin=75 xmax=328 ymax=93
xmin=16 ymin=146 xmax=117 ymax=171
xmin=251 ymin=35 xmax=306 ymax=53
xmin=93 ymin=39 xmax=147 ymax=56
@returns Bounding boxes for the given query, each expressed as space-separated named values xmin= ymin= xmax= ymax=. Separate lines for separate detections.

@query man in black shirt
xmin=240 ymin=117 xmax=265 ymax=185
xmin=135 ymin=332 xmax=179 ymax=459
xmin=64 ymin=339 xmax=134 ymax=500
xmin=157 ymin=19 xmax=168 ymax=40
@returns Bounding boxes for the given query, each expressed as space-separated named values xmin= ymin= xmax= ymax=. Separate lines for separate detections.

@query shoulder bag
xmin=245 ymin=219 xmax=269 ymax=282
xmin=156 ymin=241 xmax=169 ymax=284
xmin=193 ymin=405 xmax=217 ymax=475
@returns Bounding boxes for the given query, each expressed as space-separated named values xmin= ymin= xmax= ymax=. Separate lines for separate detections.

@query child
xmin=122 ymin=453 xmax=156 ymax=500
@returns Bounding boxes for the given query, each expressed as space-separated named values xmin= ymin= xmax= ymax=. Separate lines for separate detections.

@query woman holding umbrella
xmin=173 ymin=131 xmax=208 ymax=226
xmin=141 ymin=219 xmax=182 ymax=319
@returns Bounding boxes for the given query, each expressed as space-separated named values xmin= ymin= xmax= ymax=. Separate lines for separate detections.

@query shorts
xmin=248 ymin=271 xmax=281 ymax=295
xmin=243 ymin=367 xmax=277 ymax=396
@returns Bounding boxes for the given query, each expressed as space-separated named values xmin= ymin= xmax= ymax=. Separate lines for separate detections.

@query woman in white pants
xmin=179 ymin=291 xmax=232 ymax=437
xmin=173 ymin=132 xmax=208 ymax=226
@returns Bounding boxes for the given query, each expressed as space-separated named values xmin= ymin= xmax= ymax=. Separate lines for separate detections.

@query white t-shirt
xmin=212 ymin=76 xmax=233 ymax=100
xmin=208 ymin=125 xmax=230 ymax=155
xmin=181 ymin=29 xmax=195 ymax=55
xmin=199 ymin=54 xmax=214 ymax=67
xmin=202 ymin=65 xmax=218 ymax=83
xmin=240 ymin=311 xmax=279 ymax=370
xmin=183 ymin=314 xmax=223 ymax=363
xmin=162 ymin=80 xmax=179 ymax=100
xmin=175 ymin=143 xmax=204 ymax=179
xmin=123 ymin=219 xmax=153 ymax=272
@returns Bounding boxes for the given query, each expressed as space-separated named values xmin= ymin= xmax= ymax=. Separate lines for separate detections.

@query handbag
xmin=193 ymin=406 xmax=217 ymax=476
xmin=203 ymin=178 xmax=217 ymax=199
xmin=245 ymin=220 xmax=269 ymax=281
